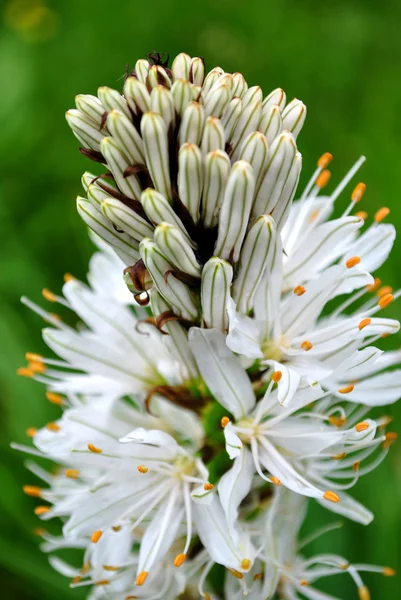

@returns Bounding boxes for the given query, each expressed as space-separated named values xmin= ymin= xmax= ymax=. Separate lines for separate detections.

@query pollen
xmin=17 ymin=367 xmax=35 ymax=378
xmin=377 ymin=285 xmax=393 ymax=298
xmin=42 ymin=288 xmax=57 ymax=302
xmin=91 ymin=530 xmax=103 ymax=543
xmin=227 ymin=568 xmax=244 ymax=579
xmin=26 ymin=427 xmax=38 ymax=437
xmin=367 ymin=277 xmax=381 ymax=292
xmin=351 ymin=182 xmax=366 ymax=203
xmin=25 ymin=352 xmax=43 ymax=362
xmin=329 ymin=415 xmax=347 ymax=427
xmin=46 ymin=391 xmax=64 ymax=406
xmin=65 ymin=469 xmax=80 ymax=479
xmin=293 ymin=285 xmax=306 ymax=296
xmin=358 ymin=585 xmax=370 ymax=600
xmin=23 ymin=485 xmax=42 ymax=497
xmin=241 ymin=558 xmax=251 ymax=570
xmin=315 ymin=169 xmax=331 ymax=188
xmin=383 ymin=432 xmax=398 ymax=448
xmin=331 ymin=452 xmax=346 ymax=460
xmin=358 ymin=318 xmax=371 ymax=330
xmin=34 ymin=506 xmax=50 ymax=515
xmin=221 ymin=416 xmax=230 ymax=428
xmin=354 ymin=210 xmax=368 ymax=220
xmin=355 ymin=421 xmax=369 ymax=432
xmin=271 ymin=476 xmax=281 ymax=486
xmin=346 ymin=256 xmax=361 ymax=269
xmin=173 ymin=553 xmax=187 ymax=567
xmin=103 ymin=565 xmax=120 ymax=571
xmin=374 ymin=207 xmax=390 ymax=223
xmin=137 ymin=465 xmax=148 ymax=474
xmin=300 ymin=579 xmax=309 ymax=586
xmin=136 ymin=571 xmax=148 ymax=586
xmin=271 ymin=371 xmax=282 ymax=383
xmin=338 ymin=385 xmax=354 ymax=394
xmin=46 ymin=422 xmax=61 ymax=432
xmin=28 ymin=360 xmax=46 ymax=374
xmin=353 ymin=460 xmax=361 ymax=471
xmin=378 ymin=293 xmax=394 ymax=309
xmin=203 ymin=483 xmax=214 ymax=490
xmin=88 ymin=443 xmax=103 ymax=453
xmin=323 ymin=491 xmax=340 ymax=503
xmin=72 ymin=576 xmax=82 ymax=584
xmin=383 ymin=567 xmax=396 ymax=577
xmin=301 ymin=340 xmax=313 ymax=351
xmin=253 ymin=573 xmax=263 ymax=581
xmin=64 ymin=273 xmax=75 ymax=282
xmin=95 ymin=580 xmax=110 ymax=586
xmin=317 ymin=152 xmax=333 ymax=169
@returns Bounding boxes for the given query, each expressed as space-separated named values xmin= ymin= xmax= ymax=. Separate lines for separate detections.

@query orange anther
xmin=323 ymin=491 xmax=340 ymax=503
xmin=87 ymin=443 xmax=103 ymax=453
xmin=367 ymin=277 xmax=381 ymax=292
xmin=374 ymin=207 xmax=390 ymax=223
xmin=358 ymin=318 xmax=371 ymax=330
xmin=315 ymin=169 xmax=331 ymax=188
xmin=301 ymin=340 xmax=313 ymax=351
xmin=17 ymin=367 xmax=35 ymax=378
xmin=174 ymin=553 xmax=187 ymax=567
xmin=351 ymin=182 xmax=366 ymax=203
xmin=270 ymin=476 xmax=281 ymax=486
xmin=378 ymin=293 xmax=394 ymax=309
xmin=137 ymin=465 xmax=148 ymax=474
xmin=383 ymin=567 xmax=396 ymax=577
xmin=136 ymin=571 xmax=149 ymax=586
xmin=23 ymin=485 xmax=42 ymax=497
xmin=317 ymin=152 xmax=333 ymax=168
xmin=65 ymin=469 xmax=80 ymax=479
xmin=271 ymin=371 xmax=282 ymax=383
xmin=46 ymin=391 xmax=64 ymax=405
xmin=355 ymin=421 xmax=369 ymax=432
xmin=346 ymin=256 xmax=361 ymax=269
xmin=221 ymin=416 xmax=230 ymax=428
xmin=34 ymin=506 xmax=50 ymax=515
xmin=203 ymin=483 xmax=214 ymax=490
xmin=338 ymin=385 xmax=354 ymax=394
xmin=91 ymin=530 xmax=103 ymax=543
xmin=293 ymin=285 xmax=306 ymax=296
xmin=42 ymin=288 xmax=57 ymax=302
xmin=355 ymin=210 xmax=368 ymax=220
xmin=46 ymin=422 xmax=61 ymax=432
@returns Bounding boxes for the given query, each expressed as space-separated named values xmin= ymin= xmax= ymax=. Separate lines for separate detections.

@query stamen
xmin=301 ymin=340 xmax=313 ymax=351
xmin=316 ymin=169 xmax=331 ymax=188
xmin=28 ymin=361 xmax=46 ymax=374
xmin=271 ymin=371 xmax=282 ymax=383
xmin=378 ymin=293 xmax=394 ymax=309
xmin=17 ymin=367 xmax=35 ymax=378
xmin=103 ymin=565 xmax=120 ymax=571
xmin=65 ymin=469 xmax=80 ymax=479
xmin=203 ymin=483 xmax=214 ymax=490
xmin=358 ymin=585 xmax=370 ymax=600
xmin=317 ymin=152 xmax=333 ymax=168
xmin=300 ymin=579 xmax=309 ymax=586
xmin=241 ymin=558 xmax=251 ymax=570
xmin=46 ymin=391 xmax=64 ymax=406
xmin=87 ymin=443 xmax=103 ymax=453
xmin=323 ymin=491 xmax=340 ymax=503
xmin=136 ymin=571 xmax=148 ymax=586
xmin=23 ymin=485 xmax=42 ymax=497
xmin=112 ymin=526 xmax=122 ymax=532
xmin=95 ymin=580 xmax=110 ymax=586
xmin=355 ymin=210 xmax=368 ymax=219
xmin=81 ymin=561 xmax=90 ymax=574
xmin=293 ymin=285 xmax=306 ymax=296
xmin=64 ymin=273 xmax=75 ymax=282
xmin=358 ymin=318 xmax=371 ymax=330
xmin=329 ymin=416 xmax=347 ymax=427
xmin=33 ymin=527 xmax=47 ymax=536
xmin=72 ymin=576 xmax=82 ymax=584
xmin=227 ymin=568 xmax=244 ymax=579
xmin=355 ymin=422 xmax=369 ymax=432
xmin=34 ymin=506 xmax=50 ymax=515
xmin=26 ymin=427 xmax=38 ymax=437
xmin=221 ymin=416 xmax=230 ymax=428
xmin=338 ymin=385 xmax=354 ymax=394
xmin=383 ymin=432 xmax=398 ymax=449
xmin=253 ymin=573 xmax=263 ymax=581
xmin=346 ymin=256 xmax=361 ymax=269
xmin=91 ymin=530 xmax=103 ymax=543
xmin=377 ymin=285 xmax=393 ymax=298
xmin=25 ymin=352 xmax=43 ymax=362
xmin=42 ymin=288 xmax=57 ymax=302
xmin=331 ymin=452 xmax=347 ymax=460
xmin=137 ymin=465 xmax=148 ymax=474
xmin=270 ymin=476 xmax=281 ymax=486
xmin=383 ymin=567 xmax=396 ymax=577
xmin=374 ymin=207 xmax=390 ymax=223
xmin=173 ymin=553 xmax=187 ymax=567
xmin=351 ymin=183 xmax=366 ymax=203
xmin=46 ymin=422 xmax=61 ymax=432
xmin=367 ymin=277 xmax=381 ymax=292
xmin=353 ymin=460 xmax=361 ymax=471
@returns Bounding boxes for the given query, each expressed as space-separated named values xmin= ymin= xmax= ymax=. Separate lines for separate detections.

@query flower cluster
xmin=16 ymin=51 xmax=399 ymax=599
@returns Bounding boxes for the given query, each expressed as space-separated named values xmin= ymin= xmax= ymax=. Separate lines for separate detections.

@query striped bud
xmin=98 ymin=86 xmax=131 ymax=119
xmin=141 ymin=188 xmax=192 ymax=246
xmin=123 ymin=77 xmax=151 ymax=115
xmin=241 ymin=86 xmax=263 ymax=108
xmin=141 ymin=112 xmax=171 ymax=201
xmin=154 ymin=223 xmax=201 ymax=277
xmin=65 ymin=109 xmax=104 ymax=150
xmin=150 ymin=85 xmax=175 ymax=130
xmin=214 ymin=161 xmax=255 ymax=262
xmin=177 ymin=144 xmax=203 ymax=222
xmin=204 ymin=84 xmax=232 ymax=119
xmin=100 ymin=137 xmax=142 ymax=200
xmin=201 ymin=150 xmax=231 ymax=228
xmin=201 ymin=257 xmax=233 ymax=331
xmin=81 ymin=171 xmax=97 ymax=192
xmin=171 ymin=79 xmax=196 ymax=115
xmin=201 ymin=117 xmax=225 ymax=155
xmin=239 ymin=131 xmax=269 ymax=189
xmin=232 ymin=215 xmax=277 ymax=313
xmin=179 ymin=101 xmax=205 ymax=146
xmin=258 ymin=104 xmax=282 ymax=145
xmin=190 ymin=57 xmax=205 ymax=86
xmin=140 ymin=238 xmax=199 ymax=320
xmin=75 ymin=94 xmax=105 ymax=124
xmin=134 ymin=59 xmax=150 ymax=84
xmin=87 ymin=181 xmax=113 ymax=209
xmin=147 ymin=65 xmax=172 ymax=89
xmin=171 ymin=53 xmax=192 ymax=80
xmin=101 ymin=197 xmax=154 ymax=242
xmin=106 ymin=110 xmax=145 ymax=165
xmin=202 ymin=67 xmax=224 ymax=96
xmin=282 ymin=98 xmax=307 ymax=138
xmin=231 ymin=72 xmax=248 ymax=98
xmin=230 ymin=100 xmax=262 ymax=160
xmin=220 ymin=97 xmax=243 ymax=140
xmin=262 ymin=87 xmax=286 ymax=110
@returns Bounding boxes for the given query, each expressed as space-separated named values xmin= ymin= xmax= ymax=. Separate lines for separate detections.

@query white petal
xmin=218 ymin=447 xmax=254 ymax=530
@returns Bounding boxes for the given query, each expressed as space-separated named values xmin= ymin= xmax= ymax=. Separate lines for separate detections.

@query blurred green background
xmin=1 ymin=0 xmax=401 ymax=597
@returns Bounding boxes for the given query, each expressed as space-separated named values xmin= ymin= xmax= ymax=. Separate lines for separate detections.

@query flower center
xmin=261 ymin=334 xmax=289 ymax=361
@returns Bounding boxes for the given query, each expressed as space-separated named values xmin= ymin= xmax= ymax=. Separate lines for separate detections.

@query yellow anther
xmin=241 ymin=559 xmax=251 ymax=570
xmin=353 ymin=460 xmax=361 ymax=471
xmin=17 ymin=367 xmax=35 ymax=378
xmin=136 ymin=571 xmax=148 ymax=586
xmin=354 ymin=210 xmax=368 ymax=220
xmin=23 ymin=485 xmax=42 ymax=497
xmin=301 ymin=340 xmax=313 ymax=351
xmin=48 ymin=313 xmax=62 ymax=322
xmin=346 ymin=256 xmax=361 ymax=269
xmin=26 ymin=427 xmax=38 ymax=437
xmin=271 ymin=371 xmax=282 ymax=383
xmin=28 ymin=360 xmax=46 ymax=374
xmin=81 ymin=561 xmax=91 ymax=574
xmin=253 ymin=572 xmax=263 ymax=581
xmin=91 ymin=530 xmax=103 ymax=543
xmin=72 ymin=576 xmax=82 ymax=584
xmin=317 ymin=152 xmax=333 ymax=169
xmin=351 ymin=182 xmax=366 ymax=203
xmin=355 ymin=421 xmax=369 ymax=432
xmin=46 ymin=391 xmax=64 ymax=405
xmin=221 ymin=416 xmax=230 ymax=428
xmin=270 ymin=476 xmax=281 ymax=486
xmin=46 ymin=422 xmax=61 ymax=432
xmin=42 ymin=288 xmax=57 ymax=302
xmin=88 ymin=443 xmax=103 ymax=453
xmin=25 ymin=352 xmax=43 ymax=362
xmin=65 ymin=469 xmax=80 ymax=479
xmin=173 ymin=553 xmax=187 ymax=567
xmin=103 ymin=565 xmax=120 ymax=571
xmin=112 ymin=525 xmax=122 ymax=532
xmin=309 ymin=209 xmax=320 ymax=223
xmin=383 ymin=432 xmax=398 ymax=449
xmin=329 ymin=415 xmax=347 ymax=427
xmin=374 ymin=207 xmax=390 ymax=223
xmin=34 ymin=506 xmax=50 ymax=515
xmin=323 ymin=491 xmax=340 ymax=503
xmin=227 ymin=568 xmax=244 ymax=579
xmin=331 ymin=452 xmax=347 ymax=460
xmin=315 ymin=169 xmax=331 ymax=188
xmin=378 ymin=415 xmax=393 ymax=429
xmin=338 ymin=385 xmax=354 ymax=394
xmin=32 ymin=527 xmax=47 ymax=536
xmin=300 ymin=579 xmax=309 ymax=586
xmin=293 ymin=285 xmax=306 ymax=296
xmin=64 ymin=273 xmax=75 ymax=282
xmin=358 ymin=585 xmax=370 ymax=600
xmin=358 ymin=318 xmax=371 ymax=330
xmin=203 ymin=483 xmax=214 ymax=490
xmin=378 ymin=293 xmax=394 ymax=309
xmin=377 ymin=285 xmax=393 ymax=298
xmin=95 ymin=580 xmax=110 ymax=586
xmin=137 ymin=465 xmax=148 ymax=474
xmin=367 ymin=277 xmax=381 ymax=292
xmin=383 ymin=567 xmax=396 ymax=577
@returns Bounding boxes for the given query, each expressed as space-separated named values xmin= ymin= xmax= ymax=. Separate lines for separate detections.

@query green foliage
xmin=1 ymin=0 xmax=400 ymax=597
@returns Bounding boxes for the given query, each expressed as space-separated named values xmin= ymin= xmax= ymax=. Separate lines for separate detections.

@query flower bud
xmin=101 ymin=197 xmax=154 ymax=242
xmin=179 ymin=101 xmax=205 ymax=146
xmin=282 ymin=98 xmax=307 ymax=138
xmin=98 ymin=86 xmax=131 ymax=119
xmin=123 ymin=77 xmax=151 ymax=115
xmin=134 ymin=59 xmax=150 ymax=84
xmin=87 ymin=180 xmax=112 ymax=209
xmin=100 ymin=137 xmax=142 ymax=200
xmin=241 ymin=85 xmax=263 ymax=108
xmin=150 ymin=85 xmax=175 ymax=130
xmin=202 ymin=67 xmax=224 ymax=96
xmin=230 ymin=100 xmax=262 ymax=160
xmin=190 ymin=57 xmax=205 ymax=86
xmin=220 ymin=97 xmax=243 ymax=140
xmin=140 ymin=112 xmax=172 ymax=201
xmin=239 ymin=131 xmax=269 ymax=189
xmin=258 ymin=103 xmax=282 ymax=145
xmin=81 ymin=171 xmax=97 ymax=192
xmin=106 ymin=110 xmax=145 ymax=165
xmin=262 ymin=87 xmax=286 ymax=110
xmin=154 ymin=223 xmax=201 ymax=277
xmin=171 ymin=79 xmax=196 ymax=115
xmin=231 ymin=72 xmax=248 ymax=98
xmin=171 ymin=52 xmax=192 ymax=80
xmin=214 ymin=161 xmax=256 ymax=262
xmin=201 ymin=257 xmax=233 ymax=331
xmin=177 ymin=144 xmax=203 ymax=222
xmin=141 ymin=188 xmax=192 ymax=245
xmin=204 ymin=84 xmax=232 ymax=119
xmin=201 ymin=150 xmax=231 ymax=228
xmin=147 ymin=65 xmax=172 ymax=89
xmin=201 ymin=117 xmax=225 ymax=155
xmin=75 ymin=94 xmax=105 ymax=125
xmin=65 ymin=109 xmax=104 ymax=150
